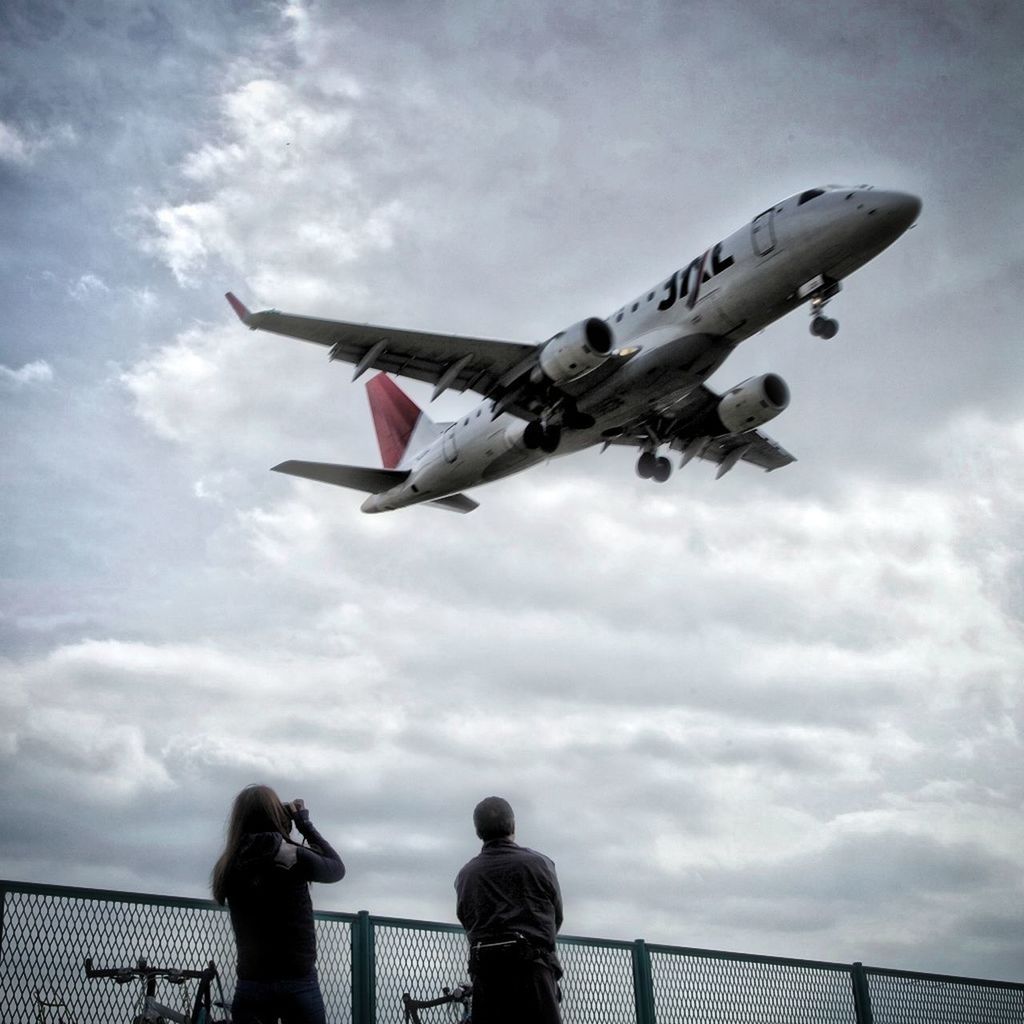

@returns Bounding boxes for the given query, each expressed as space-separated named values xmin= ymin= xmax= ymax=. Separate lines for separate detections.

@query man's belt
xmin=469 ymin=933 xmax=532 ymax=966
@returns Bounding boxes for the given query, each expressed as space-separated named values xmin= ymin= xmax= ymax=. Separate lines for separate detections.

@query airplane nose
xmin=879 ymin=190 xmax=922 ymax=232
xmin=848 ymin=189 xmax=921 ymax=251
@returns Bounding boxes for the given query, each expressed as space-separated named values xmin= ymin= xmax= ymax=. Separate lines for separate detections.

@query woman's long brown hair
xmin=211 ymin=784 xmax=293 ymax=904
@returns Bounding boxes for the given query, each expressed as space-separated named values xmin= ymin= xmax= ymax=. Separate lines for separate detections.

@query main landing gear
xmin=801 ymin=275 xmax=841 ymax=339
xmin=523 ymin=420 xmax=562 ymax=453
xmin=636 ymin=450 xmax=672 ymax=482
xmin=522 ymin=398 xmax=591 ymax=454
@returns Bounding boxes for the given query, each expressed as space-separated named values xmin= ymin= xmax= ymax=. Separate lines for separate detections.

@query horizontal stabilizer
xmin=272 ymin=460 xmax=409 ymax=494
xmin=428 ymin=493 xmax=480 ymax=514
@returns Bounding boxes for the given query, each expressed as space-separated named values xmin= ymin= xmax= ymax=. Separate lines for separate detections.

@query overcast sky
xmin=2 ymin=0 xmax=1022 ymax=985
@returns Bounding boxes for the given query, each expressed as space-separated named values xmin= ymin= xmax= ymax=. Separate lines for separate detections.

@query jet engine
xmin=535 ymin=318 xmax=614 ymax=384
xmin=716 ymin=373 xmax=790 ymax=433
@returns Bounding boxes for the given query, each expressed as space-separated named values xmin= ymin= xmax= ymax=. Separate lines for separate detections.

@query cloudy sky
xmin=2 ymin=0 xmax=1022 ymax=984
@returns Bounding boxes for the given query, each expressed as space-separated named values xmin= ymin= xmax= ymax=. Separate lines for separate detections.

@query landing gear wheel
xmin=810 ymin=315 xmax=838 ymax=339
xmin=636 ymin=451 xmax=657 ymax=479
xmin=540 ymin=424 xmax=561 ymax=454
xmin=523 ymin=420 xmax=544 ymax=449
xmin=652 ymin=456 xmax=672 ymax=483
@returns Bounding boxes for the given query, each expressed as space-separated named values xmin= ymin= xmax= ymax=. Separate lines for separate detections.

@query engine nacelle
xmin=536 ymin=318 xmax=614 ymax=384
xmin=717 ymin=373 xmax=790 ymax=433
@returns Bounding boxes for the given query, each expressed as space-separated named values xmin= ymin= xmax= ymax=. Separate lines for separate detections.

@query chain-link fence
xmin=0 ymin=882 xmax=353 ymax=1023
xmin=863 ymin=966 xmax=1024 ymax=1024
xmin=2 ymin=879 xmax=1021 ymax=1023
xmin=648 ymin=945 xmax=858 ymax=1024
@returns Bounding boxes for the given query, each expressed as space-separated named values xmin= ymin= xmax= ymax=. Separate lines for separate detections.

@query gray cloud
xmin=2 ymin=0 xmax=1022 ymax=986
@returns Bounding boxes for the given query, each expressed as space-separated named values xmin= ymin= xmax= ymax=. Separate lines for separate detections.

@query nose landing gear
xmin=811 ymin=314 xmax=839 ymax=339
xmin=799 ymin=275 xmax=841 ymax=339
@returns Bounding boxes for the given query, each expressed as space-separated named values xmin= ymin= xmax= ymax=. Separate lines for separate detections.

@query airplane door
xmin=751 ymin=208 xmax=777 ymax=257
xmin=443 ymin=426 xmax=458 ymax=463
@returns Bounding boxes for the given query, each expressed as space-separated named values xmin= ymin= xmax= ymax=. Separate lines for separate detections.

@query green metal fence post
xmin=851 ymin=962 xmax=874 ymax=1024
xmin=351 ymin=910 xmax=376 ymax=1024
xmin=631 ymin=939 xmax=656 ymax=1024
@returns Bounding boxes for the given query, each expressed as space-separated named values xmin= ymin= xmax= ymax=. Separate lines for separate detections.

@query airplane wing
xmin=226 ymin=293 xmax=536 ymax=401
xmin=607 ymin=383 xmax=796 ymax=476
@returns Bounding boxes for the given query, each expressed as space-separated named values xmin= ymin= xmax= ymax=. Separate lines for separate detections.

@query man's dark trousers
xmin=470 ymin=960 xmax=561 ymax=1024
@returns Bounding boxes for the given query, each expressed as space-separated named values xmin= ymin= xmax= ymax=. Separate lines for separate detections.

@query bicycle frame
xmin=34 ymin=990 xmax=75 ymax=1024
xmin=136 ymin=973 xmax=190 ymax=1024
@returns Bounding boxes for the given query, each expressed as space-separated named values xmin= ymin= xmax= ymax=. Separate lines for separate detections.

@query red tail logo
xmin=365 ymin=374 xmax=421 ymax=469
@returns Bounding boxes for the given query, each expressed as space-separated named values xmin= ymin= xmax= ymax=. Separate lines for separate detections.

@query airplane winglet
xmin=225 ymin=291 xmax=251 ymax=324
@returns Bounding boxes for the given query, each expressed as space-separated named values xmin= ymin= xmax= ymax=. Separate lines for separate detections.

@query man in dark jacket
xmin=455 ymin=797 xmax=563 ymax=1024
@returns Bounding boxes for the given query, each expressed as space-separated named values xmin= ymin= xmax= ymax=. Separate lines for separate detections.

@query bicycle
xmin=402 ymin=983 xmax=472 ymax=1023
xmin=84 ymin=957 xmax=230 ymax=1023
xmin=33 ymin=989 xmax=77 ymax=1024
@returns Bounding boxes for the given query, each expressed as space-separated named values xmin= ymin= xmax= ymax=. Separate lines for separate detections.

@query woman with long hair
xmin=212 ymin=784 xmax=344 ymax=1024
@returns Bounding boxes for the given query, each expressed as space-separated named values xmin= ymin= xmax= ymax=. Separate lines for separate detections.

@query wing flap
xmin=682 ymin=432 xmax=796 ymax=472
xmin=602 ymin=430 xmax=795 ymax=471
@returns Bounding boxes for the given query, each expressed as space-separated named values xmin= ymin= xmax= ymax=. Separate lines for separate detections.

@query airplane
xmin=226 ymin=184 xmax=921 ymax=513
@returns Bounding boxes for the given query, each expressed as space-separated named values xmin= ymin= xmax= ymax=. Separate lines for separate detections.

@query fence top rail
xmin=369 ymin=914 xmax=463 ymax=935
xmin=863 ymin=964 xmax=1024 ymax=991
xmin=558 ymin=934 xmax=635 ymax=952
xmin=645 ymin=942 xmax=852 ymax=974
xmin=0 ymin=878 xmax=358 ymax=926
xmin=365 ymin=914 xmax=633 ymax=953
xmin=1 ymin=878 xmax=227 ymax=913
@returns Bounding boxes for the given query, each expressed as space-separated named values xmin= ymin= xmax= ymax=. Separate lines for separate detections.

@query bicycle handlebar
xmin=84 ymin=957 xmax=215 ymax=983
xmin=402 ymin=985 xmax=472 ymax=1008
xmin=402 ymin=985 xmax=472 ymax=1024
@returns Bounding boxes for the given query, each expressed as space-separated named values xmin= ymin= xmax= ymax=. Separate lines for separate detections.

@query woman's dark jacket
xmin=225 ymin=811 xmax=344 ymax=980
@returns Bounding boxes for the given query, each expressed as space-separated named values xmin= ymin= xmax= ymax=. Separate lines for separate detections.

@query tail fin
xmin=366 ymin=373 xmax=445 ymax=469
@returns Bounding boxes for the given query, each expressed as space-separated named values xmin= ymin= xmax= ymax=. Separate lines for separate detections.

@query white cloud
xmin=0 ymin=360 xmax=53 ymax=385
xmin=139 ymin=72 xmax=402 ymax=292
xmin=143 ymin=201 xmax=235 ymax=288
xmin=68 ymin=273 xmax=110 ymax=301
xmin=121 ymin=326 xmax=234 ymax=442
xmin=0 ymin=121 xmax=33 ymax=165
xmin=118 ymin=318 xmax=365 ymax=472
xmin=128 ymin=286 xmax=158 ymax=310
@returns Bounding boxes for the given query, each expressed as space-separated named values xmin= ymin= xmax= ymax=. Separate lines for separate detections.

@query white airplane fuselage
xmin=360 ymin=185 xmax=921 ymax=512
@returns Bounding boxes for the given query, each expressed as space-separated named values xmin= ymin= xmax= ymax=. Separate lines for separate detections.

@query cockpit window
xmin=798 ymin=188 xmax=825 ymax=205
